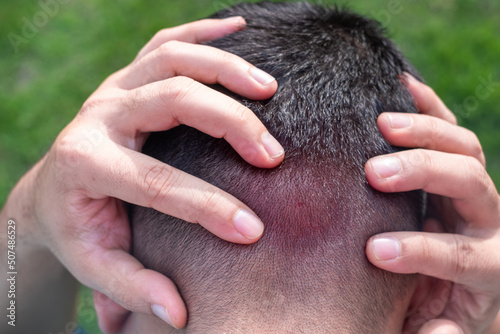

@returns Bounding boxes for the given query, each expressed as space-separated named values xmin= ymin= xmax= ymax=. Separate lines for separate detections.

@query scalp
xmin=131 ymin=2 xmax=425 ymax=333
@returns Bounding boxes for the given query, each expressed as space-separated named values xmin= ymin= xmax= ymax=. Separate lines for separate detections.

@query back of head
xmin=130 ymin=2 xmax=425 ymax=333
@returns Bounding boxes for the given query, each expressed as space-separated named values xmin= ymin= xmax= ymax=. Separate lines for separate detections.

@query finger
xmin=115 ymin=77 xmax=284 ymax=168
xmin=403 ymin=73 xmax=457 ymax=125
xmin=365 ymin=149 xmax=500 ymax=227
xmin=118 ymin=41 xmax=277 ymax=100
xmin=417 ymin=319 xmax=464 ymax=334
xmin=81 ymin=249 xmax=187 ymax=329
xmin=94 ymin=290 xmax=130 ymax=334
xmin=403 ymin=278 xmax=452 ymax=334
xmin=70 ymin=140 xmax=266 ymax=243
xmin=377 ymin=112 xmax=485 ymax=166
xmin=136 ymin=17 xmax=246 ymax=60
xmin=365 ymin=231 xmax=500 ymax=288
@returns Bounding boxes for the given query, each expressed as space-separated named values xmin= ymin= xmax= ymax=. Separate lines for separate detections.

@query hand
xmin=27 ymin=17 xmax=283 ymax=332
xmin=364 ymin=74 xmax=500 ymax=333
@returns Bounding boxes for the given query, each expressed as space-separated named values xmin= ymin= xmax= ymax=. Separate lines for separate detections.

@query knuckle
xmin=195 ymin=189 xmax=226 ymax=223
xmin=219 ymin=49 xmax=240 ymax=65
xmin=466 ymin=129 xmax=485 ymax=161
xmin=79 ymin=90 xmax=125 ymax=116
xmin=153 ymin=28 xmax=173 ymax=43
xmin=450 ymin=235 xmax=473 ymax=280
xmin=412 ymin=234 xmax=432 ymax=261
xmin=78 ymin=89 xmax=127 ymax=119
xmin=160 ymin=76 xmax=199 ymax=107
xmin=142 ymin=164 xmax=177 ymax=207
xmin=428 ymin=116 xmax=440 ymax=134
xmin=413 ymin=149 xmax=434 ymax=172
xmin=80 ymin=98 xmax=103 ymax=116
xmin=125 ymin=87 xmax=148 ymax=113
xmin=425 ymin=117 xmax=443 ymax=149
xmin=131 ymin=57 xmax=161 ymax=85
xmin=228 ymin=102 xmax=252 ymax=124
xmin=462 ymin=156 xmax=489 ymax=196
xmin=408 ymin=149 xmax=434 ymax=189
xmin=157 ymin=40 xmax=182 ymax=58
xmin=52 ymin=130 xmax=93 ymax=170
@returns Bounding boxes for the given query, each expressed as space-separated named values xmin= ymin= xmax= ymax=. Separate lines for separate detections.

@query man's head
xmin=129 ymin=2 xmax=425 ymax=333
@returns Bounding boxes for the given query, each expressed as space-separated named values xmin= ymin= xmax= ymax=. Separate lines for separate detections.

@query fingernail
xmin=261 ymin=131 xmax=284 ymax=159
xmin=403 ymin=72 xmax=419 ymax=85
xmin=223 ymin=16 xmax=246 ymax=28
xmin=387 ymin=113 xmax=412 ymax=129
xmin=233 ymin=209 xmax=264 ymax=239
xmin=370 ymin=156 xmax=401 ymax=179
xmin=250 ymin=67 xmax=275 ymax=86
xmin=372 ymin=237 xmax=401 ymax=261
xmin=152 ymin=304 xmax=177 ymax=329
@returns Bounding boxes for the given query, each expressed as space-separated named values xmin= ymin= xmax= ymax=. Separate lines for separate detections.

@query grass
xmin=1 ymin=0 xmax=499 ymax=333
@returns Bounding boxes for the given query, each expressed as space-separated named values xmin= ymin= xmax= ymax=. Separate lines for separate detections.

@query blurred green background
xmin=1 ymin=0 xmax=499 ymax=333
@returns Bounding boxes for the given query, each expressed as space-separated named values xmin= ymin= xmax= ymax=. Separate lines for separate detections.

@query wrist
xmin=1 ymin=157 xmax=47 ymax=252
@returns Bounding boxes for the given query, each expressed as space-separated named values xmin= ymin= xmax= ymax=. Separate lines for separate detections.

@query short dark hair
xmin=130 ymin=2 xmax=425 ymax=333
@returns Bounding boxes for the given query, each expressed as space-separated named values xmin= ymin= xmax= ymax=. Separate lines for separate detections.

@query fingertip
xmin=366 ymin=155 xmax=402 ymax=182
xmin=233 ymin=131 xmax=284 ymax=169
xmin=91 ymin=252 xmax=188 ymax=330
xmin=237 ymin=67 xmax=277 ymax=100
xmin=364 ymin=159 xmax=381 ymax=188
xmin=140 ymin=270 xmax=188 ymax=328
xmin=402 ymin=72 xmax=418 ymax=85
xmin=261 ymin=131 xmax=285 ymax=161
xmin=155 ymin=299 xmax=187 ymax=329
xmin=249 ymin=66 xmax=277 ymax=87
xmin=376 ymin=113 xmax=412 ymax=144
xmin=167 ymin=302 xmax=188 ymax=329
xmin=222 ymin=16 xmax=247 ymax=29
xmin=366 ymin=232 xmax=418 ymax=275
xmin=377 ymin=112 xmax=392 ymax=128
xmin=233 ymin=209 xmax=265 ymax=241
xmin=371 ymin=236 xmax=402 ymax=261
xmin=152 ymin=304 xmax=180 ymax=329
xmin=364 ymin=158 xmax=394 ymax=193
xmin=418 ymin=319 xmax=463 ymax=334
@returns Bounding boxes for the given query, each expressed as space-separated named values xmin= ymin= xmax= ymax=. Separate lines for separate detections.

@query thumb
xmin=77 ymin=248 xmax=187 ymax=329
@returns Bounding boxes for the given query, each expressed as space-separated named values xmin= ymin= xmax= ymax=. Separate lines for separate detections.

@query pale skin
xmin=365 ymin=75 xmax=500 ymax=334
xmin=0 ymin=17 xmax=283 ymax=333
xmin=0 ymin=18 xmax=499 ymax=334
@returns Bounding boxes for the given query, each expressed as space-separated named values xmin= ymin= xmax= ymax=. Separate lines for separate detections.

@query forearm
xmin=0 ymin=160 xmax=78 ymax=333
